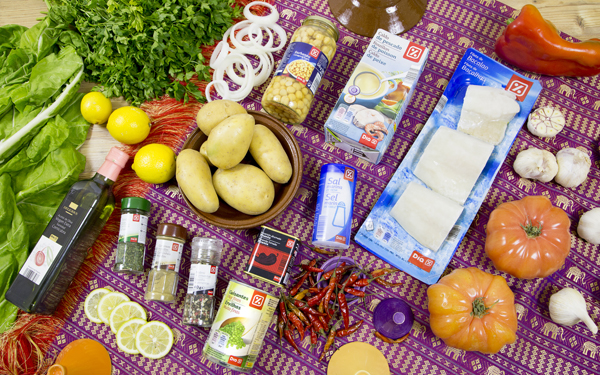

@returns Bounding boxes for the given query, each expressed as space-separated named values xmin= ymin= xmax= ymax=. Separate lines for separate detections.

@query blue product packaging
xmin=355 ymin=48 xmax=542 ymax=285
xmin=312 ymin=164 xmax=357 ymax=249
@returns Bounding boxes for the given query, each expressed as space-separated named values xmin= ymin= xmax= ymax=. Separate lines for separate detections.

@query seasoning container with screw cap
xmin=182 ymin=238 xmax=223 ymax=327
xmin=261 ymin=16 xmax=339 ymax=124
xmin=113 ymin=197 xmax=151 ymax=274
xmin=145 ymin=223 xmax=187 ymax=303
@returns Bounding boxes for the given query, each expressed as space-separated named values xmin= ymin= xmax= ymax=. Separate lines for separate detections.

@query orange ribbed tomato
xmin=485 ymin=195 xmax=571 ymax=279
xmin=427 ymin=268 xmax=517 ymax=354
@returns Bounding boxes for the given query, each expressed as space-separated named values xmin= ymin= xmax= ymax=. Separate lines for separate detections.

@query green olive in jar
xmin=261 ymin=16 xmax=339 ymax=125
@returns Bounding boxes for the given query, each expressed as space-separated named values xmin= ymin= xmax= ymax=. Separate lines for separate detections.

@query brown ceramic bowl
xmin=180 ymin=110 xmax=303 ymax=229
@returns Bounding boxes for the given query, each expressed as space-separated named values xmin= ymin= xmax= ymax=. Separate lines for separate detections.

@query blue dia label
xmin=275 ymin=42 xmax=329 ymax=95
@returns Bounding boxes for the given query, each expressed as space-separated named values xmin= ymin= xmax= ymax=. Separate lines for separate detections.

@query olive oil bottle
xmin=6 ymin=148 xmax=129 ymax=315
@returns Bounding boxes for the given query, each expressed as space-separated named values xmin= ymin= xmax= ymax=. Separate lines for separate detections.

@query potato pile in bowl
xmin=177 ymin=100 xmax=293 ymax=215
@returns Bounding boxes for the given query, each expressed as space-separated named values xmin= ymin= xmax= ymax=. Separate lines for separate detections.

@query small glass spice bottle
xmin=113 ymin=197 xmax=151 ymax=274
xmin=182 ymin=237 xmax=223 ymax=327
xmin=145 ymin=223 xmax=187 ymax=303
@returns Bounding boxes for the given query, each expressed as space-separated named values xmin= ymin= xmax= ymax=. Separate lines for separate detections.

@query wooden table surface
xmin=2 ymin=0 xmax=599 ymax=178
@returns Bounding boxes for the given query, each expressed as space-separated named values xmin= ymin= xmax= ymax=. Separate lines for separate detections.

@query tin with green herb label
xmin=202 ymin=280 xmax=278 ymax=372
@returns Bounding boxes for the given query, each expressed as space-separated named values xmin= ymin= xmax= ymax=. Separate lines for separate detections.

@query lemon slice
xmin=135 ymin=321 xmax=174 ymax=359
xmin=97 ymin=292 xmax=130 ymax=325
xmin=109 ymin=301 xmax=147 ymax=334
xmin=116 ymin=318 xmax=147 ymax=354
xmin=84 ymin=288 xmax=110 ymax=324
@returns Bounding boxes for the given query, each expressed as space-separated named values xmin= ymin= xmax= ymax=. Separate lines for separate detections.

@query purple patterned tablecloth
xmin=45 ymin=0 xmax=600 ymax=374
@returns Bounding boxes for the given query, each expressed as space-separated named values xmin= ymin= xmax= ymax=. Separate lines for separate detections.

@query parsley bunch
xmin=46 ymin=0 xmax=243 ymax=104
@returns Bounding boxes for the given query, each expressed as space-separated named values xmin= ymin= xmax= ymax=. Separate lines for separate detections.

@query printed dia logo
xmin=249 ymin=290 xmax=267 ymax=310
xmin=505 ymin=74 xmax=533 ymax=101
xmin=403 ymin=42 xmax=425 ymax=63
xmin=286 ymin=239 xmax=295 ymax=248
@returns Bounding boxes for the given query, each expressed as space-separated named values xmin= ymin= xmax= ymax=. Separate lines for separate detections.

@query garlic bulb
xmin=555 ymin=148 xmax=591 ymax=188
xmin=527 ymin=107 xmax=565 ymax=138
xmin=513 ymin=147 xmax=558 ymax=182
xmin=549 ymin=288 xmax=598 ymax=334
xmin=578 ymin=208 xmax=600 ymax=245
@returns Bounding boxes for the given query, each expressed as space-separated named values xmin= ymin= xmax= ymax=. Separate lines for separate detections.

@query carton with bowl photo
xmin=324 ymin=29 xmax=428 ymax=164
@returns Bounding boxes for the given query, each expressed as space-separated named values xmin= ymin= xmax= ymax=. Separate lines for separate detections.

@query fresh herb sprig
xmin=46 ymin=0 xmax=243 ymax=104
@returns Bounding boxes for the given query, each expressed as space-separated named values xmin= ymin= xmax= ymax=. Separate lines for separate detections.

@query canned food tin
xmin=261 ymin=16 xmax=339 ymax=124
xmin=245 ymin=226 xmax=300 ymax=287
xmin=202 ymin=280 xmax=278 ymax=372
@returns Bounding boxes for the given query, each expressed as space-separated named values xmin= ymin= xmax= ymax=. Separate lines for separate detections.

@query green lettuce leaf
xmin=0 ymin=25 xmax=28 ymax=68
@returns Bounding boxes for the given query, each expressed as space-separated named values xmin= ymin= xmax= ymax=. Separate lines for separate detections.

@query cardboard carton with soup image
xmin=348 ymin=63 xmax=409 ymax=106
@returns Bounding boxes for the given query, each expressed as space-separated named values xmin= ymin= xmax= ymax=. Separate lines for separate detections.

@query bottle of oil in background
xmin=6 ymin=147 xmax=129 ymax=314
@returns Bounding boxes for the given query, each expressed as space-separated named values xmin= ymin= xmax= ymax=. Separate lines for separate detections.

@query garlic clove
xmin=513 ymin=147 xmax=558 ymax=183
xmin=555 ymin=147 xmax=591 ymax=188
xmin=549 ymin=288 xmax=598 ymax=334
xmin=577 ymin=208 xmax=600 ymax=245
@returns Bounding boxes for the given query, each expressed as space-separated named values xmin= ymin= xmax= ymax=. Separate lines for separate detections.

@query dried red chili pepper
xmin=309 ymin=313 xmax=325 ymax=335
xmin=284 ymin=328 xmax=302 ymax=355
xmin=336 ymin=284 xmax=366 ymax=298
xmin=287 ymin=300 xmax=310 ymax=326
xmin=287 ymin=309 xmax=305 ymax=340
xmin=371 ymin=268 xmax=396 ymax=277
xmin=374 ymin=331 xmax=409 ymax=344
xmin=277 ymin=313 xmax=285 ymax=344
xmin=343 ymin=273 xmax=360 ymax=287
xmin=323 ymin=272 xmax=337 ymax=316
xmin=294 ymin=289 xmax=310 ymax=300
xmin=310 ymin=324 xmax=318 ymax=347
xmin=308 ymin=272 xmax=316 ymax=287
xmin=375 ymin=279 xmax=403 ymax=287
xmin=322 ymin=262 xmax=346 ymax=281
xmin=309 ymin=287 xmax=324 ymax=293
xmin=336 ymin=320 xmax=364 ymax=337
xmin=279 ymin=300 xmax=289 ymax=325
xmin=294 ymin=299 xmax=327 ymax=316
xmin=301 ymin=264 xmax=324 ymax=273
xmin=290 ymin=260 xmax=317 ymax=296
xmin=311 ymin=247 xmax=339 ymax=255
xmin=307 ymin=287 xmax=328 ymax=307
xmin=319 ymin=324 xmax=339 ymax=362
xmin=338 ymin=291 xmax=350 ymax=329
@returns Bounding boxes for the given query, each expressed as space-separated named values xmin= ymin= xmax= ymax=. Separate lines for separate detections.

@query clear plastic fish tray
xmin=355 ymin=48 xmax=542 ymax=285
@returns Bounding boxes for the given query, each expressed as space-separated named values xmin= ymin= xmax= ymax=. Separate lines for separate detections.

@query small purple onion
xmin=373 ymin=298 xmax=414 ymax=340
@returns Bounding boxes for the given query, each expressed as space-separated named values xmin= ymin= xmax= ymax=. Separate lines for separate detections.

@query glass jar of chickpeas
xmin=261 ymin=16 xmax=339 ymax=124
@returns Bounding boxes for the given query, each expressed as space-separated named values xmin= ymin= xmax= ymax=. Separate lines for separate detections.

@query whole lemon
xmin=81 ymin=92 xmax=112 ymax=124
xmin=132 ymin=144 xmax=176 ymax=184
xmin=107 ymin=106 xmax=151 ymax=145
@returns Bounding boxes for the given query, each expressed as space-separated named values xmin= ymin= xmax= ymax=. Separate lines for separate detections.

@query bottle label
xmin=152 ymin=239 xmax=184 ymax=273
xmin=19 ymin=200 xmax=92 ymax=285
xmin=187 ymin=264 xmax=218 ymax=295
xmin=118 ymin=213 xmax=148 ymax=244
xmin=274 ymin=42 xmax=329 ymax=96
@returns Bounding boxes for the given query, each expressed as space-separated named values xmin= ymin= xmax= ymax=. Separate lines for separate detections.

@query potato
xmin=213 ymin=164 xmax=274 ymax=215
xmin=205 ymin=113 xmax=255 ymax=170
xmin=196 ymin=100 xmax=247 ymax=136
xmin=199 ymin=142 xmax=213 ymax=167
xmin=249 ymin=125 xmax=292 ymax=184
xmin=176 ymin=149 xmax=219 ymax=213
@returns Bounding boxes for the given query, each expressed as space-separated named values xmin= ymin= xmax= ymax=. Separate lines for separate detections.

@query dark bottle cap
xmin=157 ymin=223 xmax=187 ymax=241
xmin=121 ymin=197 xmax=151 ymax=212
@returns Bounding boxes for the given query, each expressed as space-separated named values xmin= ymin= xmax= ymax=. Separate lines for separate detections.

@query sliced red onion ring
xmin=243 ymin=1 xmax=279 ymax=26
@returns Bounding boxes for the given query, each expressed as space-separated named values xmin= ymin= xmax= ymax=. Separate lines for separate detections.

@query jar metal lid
xmin=303 ymin=15 xmax=340 ymax=42
xmin=192 ymin=237 xmax=223 ymax=253
xmin=121 ymin=197 xmax=151 ymax=212
xmin=157 ymin=223 xmax=187 ymax=241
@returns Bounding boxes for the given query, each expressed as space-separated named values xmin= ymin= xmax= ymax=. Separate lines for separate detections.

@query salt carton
xmin=324 ymin=29 xmax=428 ymax=164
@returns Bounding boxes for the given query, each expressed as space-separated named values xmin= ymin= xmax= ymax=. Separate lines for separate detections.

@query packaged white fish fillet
xmin=355 ymin=48 xmax=542 ymax=285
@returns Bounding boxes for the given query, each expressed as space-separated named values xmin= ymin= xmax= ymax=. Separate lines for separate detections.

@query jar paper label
xmin=274 ymin=42 xmax=329 ymax=96
xmin=118 ymin=213 xmax=148 ymax=244
xmin=152 ymin=239 xmax=184 ymax=273
xmin=187 ymin=264 xmax=218 ymax=295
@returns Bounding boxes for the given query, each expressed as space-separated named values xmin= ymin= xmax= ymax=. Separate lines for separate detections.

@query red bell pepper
xmin=495 ymin=4 xmax=600 ymax=77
